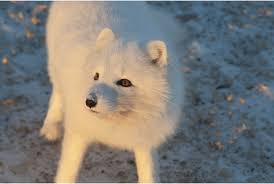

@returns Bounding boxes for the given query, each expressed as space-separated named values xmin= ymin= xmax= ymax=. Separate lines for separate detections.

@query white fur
xmin=40 ymin=2 xmax=183 ymax=183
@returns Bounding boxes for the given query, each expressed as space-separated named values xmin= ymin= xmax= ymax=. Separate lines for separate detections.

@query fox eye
xmin=93 ymin=72 xmax=99 ymax=80
xmin=116 ymin=79 xmax=133 ymax=87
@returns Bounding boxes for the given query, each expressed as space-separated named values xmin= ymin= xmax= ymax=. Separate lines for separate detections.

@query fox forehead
xmin=87 ymin=54 xmax=154 ymax=78
xmin=93 ymin=60 xmax=163 ymax=81
xmin=84 ymin=41 xmax=167 ymax=86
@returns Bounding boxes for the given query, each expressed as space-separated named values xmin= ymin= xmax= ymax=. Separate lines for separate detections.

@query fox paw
xmin=40 ymin=122 xmax=62 ymax=141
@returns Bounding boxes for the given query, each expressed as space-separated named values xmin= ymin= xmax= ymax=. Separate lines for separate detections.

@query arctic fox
xmin=40 ymin=2 xmax=183 ymax=183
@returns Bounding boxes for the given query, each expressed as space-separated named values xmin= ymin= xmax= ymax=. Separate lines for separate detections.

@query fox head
xmin=84 ymin=28 xmax=170 ymax=122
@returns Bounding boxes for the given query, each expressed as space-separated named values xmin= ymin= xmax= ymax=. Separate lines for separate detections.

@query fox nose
xmin=85 ymin=98 xmax=97 ymax=108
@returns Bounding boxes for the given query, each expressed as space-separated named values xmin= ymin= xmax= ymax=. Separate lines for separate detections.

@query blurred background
xmin=0 ymin=1 xmax=274 ymax=182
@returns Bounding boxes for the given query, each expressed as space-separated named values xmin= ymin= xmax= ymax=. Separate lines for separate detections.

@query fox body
xmin=40 ymin=2 xmax=183 ymax=183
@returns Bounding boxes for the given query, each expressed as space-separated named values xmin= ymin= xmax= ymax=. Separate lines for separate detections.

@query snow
xmin=0 ymin=1 xmax=274 ymax=182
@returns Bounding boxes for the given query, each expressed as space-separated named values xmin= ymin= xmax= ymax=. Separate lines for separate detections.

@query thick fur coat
xmin=41 ymin=2 xmax=183 ymax=183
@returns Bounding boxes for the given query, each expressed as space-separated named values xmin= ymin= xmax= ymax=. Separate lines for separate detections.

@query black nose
xmin=85 ymin=98 xmax=97 ymax=108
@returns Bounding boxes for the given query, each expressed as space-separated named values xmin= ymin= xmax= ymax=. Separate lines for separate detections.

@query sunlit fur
xmin=41 ymin=2 xmax=183 ymax=183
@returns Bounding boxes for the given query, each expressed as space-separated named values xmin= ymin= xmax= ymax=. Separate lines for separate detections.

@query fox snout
xmin=85 ymin=84 xmax=118 ymax=113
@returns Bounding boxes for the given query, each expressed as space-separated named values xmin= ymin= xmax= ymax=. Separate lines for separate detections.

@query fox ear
xmin=95 ymin=28 xmax=116 ymax=50
xmin=147 ymin=40 xmax=168 ymax=67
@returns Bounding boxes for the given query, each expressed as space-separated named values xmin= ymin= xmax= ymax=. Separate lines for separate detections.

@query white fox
xmin=40 ymin=2 xmax=183 ymax=183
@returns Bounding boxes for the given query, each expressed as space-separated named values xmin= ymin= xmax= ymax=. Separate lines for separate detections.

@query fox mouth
xmin=119 ymin=110 xmax=131 ymax=116
xmin=87 ymin=108 xmax=131 ymax=117
xmin=90 ymin=109 xmax=99 ymax=113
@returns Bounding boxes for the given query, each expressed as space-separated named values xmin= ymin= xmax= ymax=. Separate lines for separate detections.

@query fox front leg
xmin=40 ymin=89 xmax=63 ymax=141
xmin=134 ymin=148 xmax=160 ymax=183
xmin=55 ymin=132 xmax=89 ymax=183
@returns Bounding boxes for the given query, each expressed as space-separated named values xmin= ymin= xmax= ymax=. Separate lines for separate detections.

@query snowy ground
xmin=0 ymin=1 xmax=274 ymax=182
